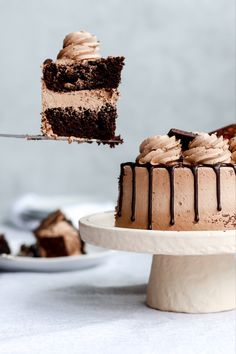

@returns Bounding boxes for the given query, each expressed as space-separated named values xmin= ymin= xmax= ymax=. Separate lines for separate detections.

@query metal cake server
xmin=0 ymin=134 xmax=123 ymax=145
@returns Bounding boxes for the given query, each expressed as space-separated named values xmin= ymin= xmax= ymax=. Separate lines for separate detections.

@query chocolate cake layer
xmin=37 ymin=236 xmax=72 ymax=258
xmin=43 ymin=104 xmax=117 ymax=139
xmin=43 ymin=56 xmax=125 ymax=92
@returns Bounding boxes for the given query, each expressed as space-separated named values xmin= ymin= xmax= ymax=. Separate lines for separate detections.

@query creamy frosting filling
xmin=37 ymin=221 xmax=78 ymax=238
xmin=57 ymin=31 xmax=101 ymax=61
xmin=136 ymin=135 xmax=182 ymax=165
xmin=42 ymin=83 xmax=119 ymax=111
xmin=183 ymin=133 xmax=231 ymax=164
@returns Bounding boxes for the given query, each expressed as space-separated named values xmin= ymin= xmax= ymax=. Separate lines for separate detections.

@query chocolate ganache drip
xmin=131 ymin=164 xmax=136 ymax=222
xmin=148 ymin=165 xmax=154 ymax=230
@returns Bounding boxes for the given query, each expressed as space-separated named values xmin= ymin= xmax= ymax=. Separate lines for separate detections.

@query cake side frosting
xmin=115 ymin=129 xmax=236 ymax=231
xmin=115 ymin=163 xmax=236 ymax=231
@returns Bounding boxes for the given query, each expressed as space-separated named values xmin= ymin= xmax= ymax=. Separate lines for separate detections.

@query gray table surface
xmin=0 ymin=225 xmax=235 ymax=354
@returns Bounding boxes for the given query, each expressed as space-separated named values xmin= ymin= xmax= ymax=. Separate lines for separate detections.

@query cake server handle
xmin=0 ymin=134 xmax=46 ymax=140
xmin=0 ymin=133 xmax=123 ymax=144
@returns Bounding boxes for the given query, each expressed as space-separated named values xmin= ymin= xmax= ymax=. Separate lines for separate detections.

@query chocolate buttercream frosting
xmin=57 ymin=31 xmax=101 ymax=61
xmin=136 ymin=135 xmax=182 ymax=165
xmin=183 ymin=133 xmax=231 ymax=164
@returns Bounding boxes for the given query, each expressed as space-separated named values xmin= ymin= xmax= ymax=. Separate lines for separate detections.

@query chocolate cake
xmin=115 ymin=128 xmax=236 ymax=231
xmin=42 ymin=31 xmax=125 ymax=142
xmin=34 ymin=210 xmax=84 ymax=257
xmin=0 ymin=234 xmax=11 ymax=255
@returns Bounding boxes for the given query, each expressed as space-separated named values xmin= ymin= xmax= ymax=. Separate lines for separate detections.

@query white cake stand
xmin=79 ymin=211 xmax=236 ymax=314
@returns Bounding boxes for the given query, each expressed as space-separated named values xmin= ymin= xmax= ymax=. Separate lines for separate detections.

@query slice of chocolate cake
xmin=34 ymin=210 xmax=84 ymax=258
xmin=0 ymin=234 xmax=11 ymax=255
xmin=42 ymin=31 xmax=125 ymax=142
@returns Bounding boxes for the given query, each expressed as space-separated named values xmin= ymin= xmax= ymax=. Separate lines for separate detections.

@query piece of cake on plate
xmin=115 ymin=126 xmax=236 ymax=231
xmin=41 ymin=31 xmax=125 ymax=143
xmin=34 ymin=210 xmax=84 ymax=257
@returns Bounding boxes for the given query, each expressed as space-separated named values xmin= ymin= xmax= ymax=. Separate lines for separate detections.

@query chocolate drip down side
xmin=148 ymin=166 xmax=154 ymax=230
xmin=117 ymin=162 xmax=236 ymax=229
xmin=190 ymin=166 xmax=199 ymax=222
xmin=117 ymin=164 xmax=125 ymax=217
xmin=168 ymin=166 xmax=175 ymax=226
xmin=131 ymin=165 xmax=136 ymax=222
xmin=213 ymin=165 xmax=222 ymax=211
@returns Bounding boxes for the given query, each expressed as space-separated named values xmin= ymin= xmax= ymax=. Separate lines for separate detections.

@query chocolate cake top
xmin=137 ymin=124 xmax=236 ymax=166
xmin=42 ymin=31 xmax=125 ymax=92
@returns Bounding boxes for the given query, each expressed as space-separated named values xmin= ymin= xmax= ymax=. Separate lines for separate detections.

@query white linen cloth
xmin=7 ymin=194 xmax=114 ymax=230
xmin=0 ymin=225 xmax=235 ymax=354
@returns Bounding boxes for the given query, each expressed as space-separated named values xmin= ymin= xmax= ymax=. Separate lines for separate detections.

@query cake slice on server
xmin=41 ymin=31 xmax=125 ymax=143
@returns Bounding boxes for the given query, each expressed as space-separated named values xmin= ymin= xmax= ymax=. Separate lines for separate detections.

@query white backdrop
xmin=0 ymin=0 xmax=235 ymax=218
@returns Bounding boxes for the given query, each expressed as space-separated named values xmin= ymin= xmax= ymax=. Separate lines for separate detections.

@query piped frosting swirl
xmin=136 ymin=135 xmax=182 ymax=165
xmin=229 ymin=136 xmax=236 ymax=162
xmin=183 ymin=133 xmax=231 ymax=164
xmin=57 ymin=31 xmax=101 ymax=61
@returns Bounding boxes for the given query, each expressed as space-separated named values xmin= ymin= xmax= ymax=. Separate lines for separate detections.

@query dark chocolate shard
xmin=0 ymin=234 xmax=11 ymax=255
xmin=168 ymin=128 xmax=197 ymax=150
xmin=209 ymin=124 xmax=236 ymax=140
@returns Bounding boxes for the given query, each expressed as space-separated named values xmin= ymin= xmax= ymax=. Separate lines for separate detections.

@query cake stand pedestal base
xmin=147 ymin=254 xmax=236 ymax=313
xmin=79 ymin=211 xmax=236 ymax=314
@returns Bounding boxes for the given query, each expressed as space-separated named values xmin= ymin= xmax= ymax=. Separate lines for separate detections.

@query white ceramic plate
xmin=0 ymin=244 xmax=114 ymax=272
